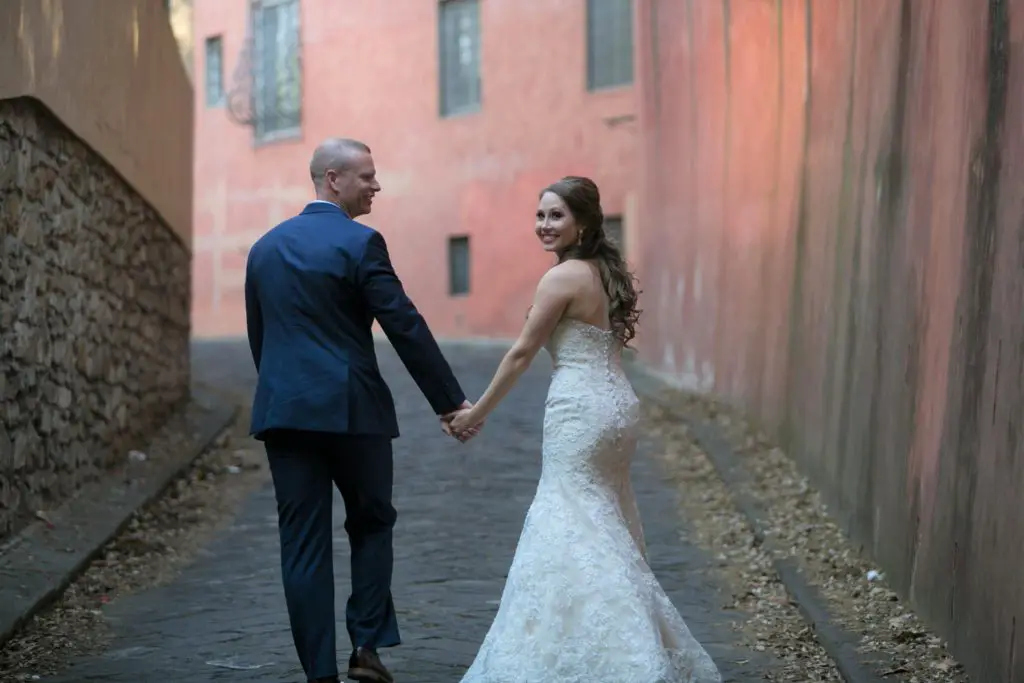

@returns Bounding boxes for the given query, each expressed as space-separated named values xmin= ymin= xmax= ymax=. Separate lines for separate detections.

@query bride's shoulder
xmin=550 ymin=258 xmax=592 ymax=274
xmin=544 ymin=259 xmax=593 ymax=284
xmin=536 ymin=264 xmax=586 ymax=300
xmin=538 ymin=261 xmax=593 ymax=299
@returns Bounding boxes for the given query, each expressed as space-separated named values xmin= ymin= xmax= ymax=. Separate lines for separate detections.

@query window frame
xmin=585 ymin=0 xmax=635 ymax=91
xmin=603 ymin=214 xmax=625 ymax=253
xmin=447 ymin=235 xmax=471 ymax=296
xmin=438 ymin=0 xmax=482 ymax=118
xmin=204 ymin=34 xmax=225 ymax=108
xmin=250 ymin=0 xmax=303 ymax=144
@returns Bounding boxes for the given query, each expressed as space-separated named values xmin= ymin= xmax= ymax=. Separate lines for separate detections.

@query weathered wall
xmin=191 ymin=0 xmax=637 ymax=338
xmin=169 ymin=0 xmax=195 ymax=80
xmin=0 ymin=2 xmax=194 ymax=537
xmin=0 ymin=0 xmax=194 ymax=246
xmin=635 ymin=1 xmax=1023 ymax=681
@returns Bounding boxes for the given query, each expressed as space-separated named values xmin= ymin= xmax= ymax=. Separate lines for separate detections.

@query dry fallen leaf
xmin=0 ymin=404 xmax=267 ymax=681
xmin=643 ymin=392 xmax=971 ymax=683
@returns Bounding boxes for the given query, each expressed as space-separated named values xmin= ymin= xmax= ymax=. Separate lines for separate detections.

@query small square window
xmin=448 ymin=236 xmax=470 ymax=296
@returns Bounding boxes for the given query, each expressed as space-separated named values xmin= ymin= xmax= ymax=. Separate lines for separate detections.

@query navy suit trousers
xmin=264 ymin=430 xmax=400 ymax=680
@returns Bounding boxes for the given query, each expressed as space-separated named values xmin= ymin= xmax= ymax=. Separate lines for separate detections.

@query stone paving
xmin=47 ymin=339 xmax=781 ymax=682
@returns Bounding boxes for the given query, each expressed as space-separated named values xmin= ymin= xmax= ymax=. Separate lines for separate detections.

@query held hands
xmin=440 ymin=400 xmax=484 ymax=442
xmin=448 ymin=406 xmax=482 ymax=436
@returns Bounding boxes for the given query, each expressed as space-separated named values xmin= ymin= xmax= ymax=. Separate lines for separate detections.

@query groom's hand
xmin=441 ymin=401 xmax=481 ymax=442
xmin=440 ymin=414 xmax=477 ymax=442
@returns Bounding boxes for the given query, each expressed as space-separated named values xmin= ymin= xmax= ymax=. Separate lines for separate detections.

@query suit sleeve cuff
xmin=435 ymin=383 xmax=466 ymax=415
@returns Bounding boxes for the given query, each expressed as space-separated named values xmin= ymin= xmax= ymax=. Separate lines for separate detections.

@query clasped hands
xmin=440 ymin=400 xmax=485 ymax=442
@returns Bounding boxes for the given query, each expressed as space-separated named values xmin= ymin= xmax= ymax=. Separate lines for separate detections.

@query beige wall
xmin=169 ymin=0 xmax=195 ymax=80
xmin=0 ymin=0 xmax=194 ymax=247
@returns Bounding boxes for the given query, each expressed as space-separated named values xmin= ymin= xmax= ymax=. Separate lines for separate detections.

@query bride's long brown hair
xmin=541 ymin=176 xmax=642 ymax=347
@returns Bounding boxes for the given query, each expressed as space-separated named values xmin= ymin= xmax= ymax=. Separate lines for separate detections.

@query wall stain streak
xmin=635 ymin=0 xmax=1024 ymax=678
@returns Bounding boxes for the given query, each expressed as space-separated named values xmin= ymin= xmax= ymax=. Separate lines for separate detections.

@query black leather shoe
xmin=347 ymin=647 xmax=394 ymax=683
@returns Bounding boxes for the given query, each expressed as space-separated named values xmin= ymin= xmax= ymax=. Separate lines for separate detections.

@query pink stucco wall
xmin=634 ymin=2 xmax=1024 ymax=681
xmin=191 ymin=0 xmax=637 ymax=340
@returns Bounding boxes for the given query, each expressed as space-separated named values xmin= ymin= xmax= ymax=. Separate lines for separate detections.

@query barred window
xmin=204 ymin=35 xmax=225 ymax=107
xmin=439 ymin=0 xmax=481 ymax=117
xmin=252 ymin=0 xmax=301 ymax=140
xmin=586 ymin=0 xmax=634 ymax=90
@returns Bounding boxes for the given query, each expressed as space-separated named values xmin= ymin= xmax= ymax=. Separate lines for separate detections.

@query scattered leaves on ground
xmin=645 ymin=390 xmax=970 ymax=683
xmin=0 ymin=409 xmax=266 ymax=681
xmin=644 ymin=402 xmax=842 ymax=682
xmin=2 ymin=378 xmax=970 ymax=683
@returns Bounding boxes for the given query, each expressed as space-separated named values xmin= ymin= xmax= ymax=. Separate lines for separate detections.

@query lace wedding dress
xmin=460 ymin=318 xmax=722 ymax=683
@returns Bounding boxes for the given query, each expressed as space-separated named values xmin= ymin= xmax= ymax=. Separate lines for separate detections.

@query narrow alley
xmin=35 ymin=341 xmax=779 ymax=682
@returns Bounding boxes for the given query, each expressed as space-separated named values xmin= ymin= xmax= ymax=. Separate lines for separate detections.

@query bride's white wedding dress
xmin=460 ymin=318 xmax=722 ymax=683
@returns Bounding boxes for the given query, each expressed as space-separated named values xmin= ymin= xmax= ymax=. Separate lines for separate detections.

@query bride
xmin=447 ymin=176 xmax=722 ymax=683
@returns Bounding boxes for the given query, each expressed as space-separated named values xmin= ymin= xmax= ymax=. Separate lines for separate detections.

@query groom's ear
xmin=323 ymin=168 xmax=338 ymax=189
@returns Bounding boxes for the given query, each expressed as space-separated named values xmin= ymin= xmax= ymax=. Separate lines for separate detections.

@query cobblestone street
xmin=46 ymin=340 xmax=779 ymax=682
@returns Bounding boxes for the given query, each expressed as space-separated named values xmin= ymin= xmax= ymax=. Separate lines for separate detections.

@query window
xmin=586 ymin=0 xmax=634 ymax=90
xmin=439 ymin=0 xmax=481 ymax=117
xmin=448 ymin=236 xmax=470 ymax=295
xmin=252 ymin=0 xmax=301 ymax=140
xmin=604 ymin=215 xmax=624 ymax=251
xmin=204 ymin=36 xmax=225 ymax=107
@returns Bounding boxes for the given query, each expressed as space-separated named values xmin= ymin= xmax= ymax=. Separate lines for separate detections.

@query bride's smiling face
xmin=535 ymin=191 xmax=579 ymax=254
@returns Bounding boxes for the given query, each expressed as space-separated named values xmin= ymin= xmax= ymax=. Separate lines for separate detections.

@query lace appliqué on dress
xmin=460 ymin=319 xmax=722 ymax=683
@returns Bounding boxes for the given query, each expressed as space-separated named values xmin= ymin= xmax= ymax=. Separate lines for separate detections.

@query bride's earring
xmin=576 ymin=230 xmax=583 ymax=246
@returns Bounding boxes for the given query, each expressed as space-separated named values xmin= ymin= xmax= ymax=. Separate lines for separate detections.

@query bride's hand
xmin=449 ymin=408 xmax=481 ymax=437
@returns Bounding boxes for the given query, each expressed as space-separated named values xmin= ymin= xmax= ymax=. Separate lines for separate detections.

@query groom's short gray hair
xmin=310 ymin=138 xmax=371 ymax=185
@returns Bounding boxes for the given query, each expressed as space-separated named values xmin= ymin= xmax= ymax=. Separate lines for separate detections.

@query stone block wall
xmin=0 ymin=97 xmax=191 ymax=537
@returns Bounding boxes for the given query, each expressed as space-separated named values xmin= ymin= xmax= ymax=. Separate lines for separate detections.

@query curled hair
xmin=540 ymin=176 xmax=642 ymax=346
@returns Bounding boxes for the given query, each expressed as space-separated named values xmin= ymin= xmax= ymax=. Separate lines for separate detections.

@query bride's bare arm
xmin=451 ymin=266 xmax=578 ymax=430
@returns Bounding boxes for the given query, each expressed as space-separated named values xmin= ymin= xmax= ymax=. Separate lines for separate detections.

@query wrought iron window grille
xmin=226 ymin=0 xmax=303 ymax=142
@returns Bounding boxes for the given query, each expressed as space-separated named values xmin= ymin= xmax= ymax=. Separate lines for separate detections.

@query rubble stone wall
xmin=0 ymin=97 xmax=191 ymax=537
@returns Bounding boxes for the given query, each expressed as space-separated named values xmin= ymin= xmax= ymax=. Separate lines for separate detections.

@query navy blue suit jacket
xmin=244 ymin=202 xmax=466 ymax=439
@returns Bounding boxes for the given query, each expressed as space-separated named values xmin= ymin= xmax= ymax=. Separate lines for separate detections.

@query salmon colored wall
xmin=191 ymin=0 xmax=637 ymax=339
xmin=635 ymin=1 xmax=1024 ymax=681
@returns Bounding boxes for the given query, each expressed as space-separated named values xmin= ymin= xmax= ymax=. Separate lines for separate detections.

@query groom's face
xmin=329 ymin=151 xmax=381 ymax=218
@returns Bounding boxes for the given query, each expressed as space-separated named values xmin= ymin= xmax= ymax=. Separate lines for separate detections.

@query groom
xmin=244 ymin=138 xmax=475 ymax=683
